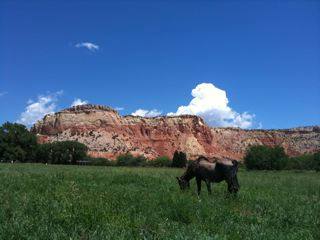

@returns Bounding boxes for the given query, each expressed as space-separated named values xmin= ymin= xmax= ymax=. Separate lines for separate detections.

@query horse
xmin=176 ymin=156 xmax=240 ymax=195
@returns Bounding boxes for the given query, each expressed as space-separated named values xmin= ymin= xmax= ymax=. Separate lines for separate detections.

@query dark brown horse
xmin=176 ymin=156 xmax=240 ymax=195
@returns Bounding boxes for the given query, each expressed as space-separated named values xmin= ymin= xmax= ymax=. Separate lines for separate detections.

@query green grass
xmin=0 ymin=164 xmax=319 ymax=240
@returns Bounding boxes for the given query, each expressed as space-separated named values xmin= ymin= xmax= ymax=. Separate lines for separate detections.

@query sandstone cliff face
xmin=31 ymin=104 xmax=320 ymax=160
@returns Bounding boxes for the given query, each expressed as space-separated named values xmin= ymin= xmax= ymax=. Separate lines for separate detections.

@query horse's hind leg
xmin=227 ymin=180 xmax=237 ymax=194
xmin=227 ymin=181 xmax=232 ymax=193
xmin=196 ymin=177 xmax=202 ymax=195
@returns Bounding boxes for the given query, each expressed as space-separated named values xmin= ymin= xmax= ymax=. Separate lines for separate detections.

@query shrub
xmin=245 ymin=146 xmax=320 ymax=171
xmin=37 ymin=141 xmax=88 ymax=164
xmin=314 ymin=152 xmax=320 ymax=171
xmin=116 ymin=153 xmax=147 ymax=167
xmin=286 ymin=154 xmax=315 ymax=170
xmin=171 ymin=151 xmax=187 ymax=168
xmin=0 ymin=122 xmax=38 ymax=162
xmin=148 ymin=156 xmax=171 ymax=167
xmin=286 ymin=152 xmax=320 ymax=171
xmin=1 ymin=146 xmax=26 ymax=163
xmin=244 ymin=145 xmax=288 ymax=170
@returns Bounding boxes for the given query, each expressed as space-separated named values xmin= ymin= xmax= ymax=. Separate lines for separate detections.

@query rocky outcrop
xmin=31 ymin=104 xmax=320 ymax=160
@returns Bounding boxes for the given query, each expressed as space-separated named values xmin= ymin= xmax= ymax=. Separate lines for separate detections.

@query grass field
xmin=0 ymin=164 xmax=319 ymax=240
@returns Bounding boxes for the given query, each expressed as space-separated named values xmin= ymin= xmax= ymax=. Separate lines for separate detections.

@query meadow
xmin=0 ymin=164 xmax=319 ymax=240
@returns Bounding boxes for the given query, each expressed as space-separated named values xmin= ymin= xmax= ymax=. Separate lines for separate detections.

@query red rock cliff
xmin=31 ymin=104 xmax=320 ymax=160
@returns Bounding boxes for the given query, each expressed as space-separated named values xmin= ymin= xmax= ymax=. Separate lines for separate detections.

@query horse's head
xmin=227 ymin=160 xmax=240 ymax=193
xmin=176 ymin=177 xmax=190 ymax=190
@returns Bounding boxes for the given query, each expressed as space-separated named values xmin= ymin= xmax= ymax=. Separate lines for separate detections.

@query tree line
xmin=0 ymin=122 xmax=188 ymax=167
xmin=88 ymin=151 xmax=187 ymax=167
xmin=1 ymin=122 xmax=319 ymax=170
xmin=0 ymin=122 xmax=88 ymax=164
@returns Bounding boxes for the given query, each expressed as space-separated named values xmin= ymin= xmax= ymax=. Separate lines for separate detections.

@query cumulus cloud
xmin=168 ymin=83 xmax=255 ymax=128
xmin=71 ymin=98 xmax=88 ymax=107
xmin=17 ymin=91 xmax=63 ymax=126
xmin=131 ymin=109 xmax=162 ymax=117
xmin=75 ymin=42 xmax=99 ymax=51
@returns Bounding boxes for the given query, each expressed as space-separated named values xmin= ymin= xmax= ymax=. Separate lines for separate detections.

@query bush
xmin=148 ymin=156 xmax=171 ymax=167
xmin=0 ymin=122 xmax=38 ymax=162
xmin=244 ymin=145 xmax=288 ymax=170
xmin=286 ymin=154 xmax=315 ymax=170
xmin=245 ymin=145 xmax=320 ymax=171
xmin=171 ymin=151 xmax=187 ymax=168
xmin=116 ymin=154 xmax=147 ymax=167
xmin=286 ymin=152 xmax=320 ymax=171
xmin=314 ymin=152 xmax=320 ymax=171
xmin=37 ymin=141 xmax=88 ymax=164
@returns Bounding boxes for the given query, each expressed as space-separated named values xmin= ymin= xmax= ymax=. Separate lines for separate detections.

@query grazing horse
xmin=176 ymin=156 xmax=240 ymax=195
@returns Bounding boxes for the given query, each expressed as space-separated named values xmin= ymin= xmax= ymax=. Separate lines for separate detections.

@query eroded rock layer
xmin=31 ymin=104 xmax=320 ymax=160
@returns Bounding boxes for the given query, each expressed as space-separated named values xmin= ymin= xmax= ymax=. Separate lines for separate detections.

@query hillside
xmin=31 ymin=104 xmax=320 ymax=160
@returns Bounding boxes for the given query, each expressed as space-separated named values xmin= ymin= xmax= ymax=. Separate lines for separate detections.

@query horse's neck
xmin=182 ymin=170 xmax=194 ymax=181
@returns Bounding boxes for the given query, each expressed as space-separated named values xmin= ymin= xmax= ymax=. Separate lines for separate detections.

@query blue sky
xmin=0 ymin=0 xmax=319 ymax=129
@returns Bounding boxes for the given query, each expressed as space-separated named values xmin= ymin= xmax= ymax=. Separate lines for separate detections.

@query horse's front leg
xmin=196 ymin=177 xmax=201 ymax=195
xmin=205 ymin=180 xmax=212 ymax=195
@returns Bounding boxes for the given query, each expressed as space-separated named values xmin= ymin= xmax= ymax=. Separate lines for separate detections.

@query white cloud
xmin=168 ymin=83 xmax=255 ymax=129
xmin=71 ymin=98 xmax=88 ymax=107
xmin=131 ymin=109 xmax=162 ymax=117
xmin=17 ymin=91 xmax=63 ymax=126
xmin=75 ymin=42 xmax=99 ymax=51
xmin=0 ymin=91 xmax=8 ymax=97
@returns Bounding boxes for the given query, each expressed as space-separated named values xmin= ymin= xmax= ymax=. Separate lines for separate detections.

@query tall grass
xmin=0 ymin=164 xmax=319 ymax=239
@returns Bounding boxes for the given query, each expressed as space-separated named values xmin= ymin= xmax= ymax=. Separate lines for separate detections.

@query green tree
xmin=269 ymin=146 xmax=288 ymax=170
xmin=37 ymin=141 xmax=88 ymax=164
xmin=244 ymin=145 xmax=288 ymax=170
xmin=171 ymin=151 xmax=187 ymax=168
xmin=0 ymin=122 xmax=38 ymax=162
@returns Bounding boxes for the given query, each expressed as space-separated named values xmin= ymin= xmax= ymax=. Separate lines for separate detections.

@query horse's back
xmin=198 ymin=160 xmax=216 ymax=171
